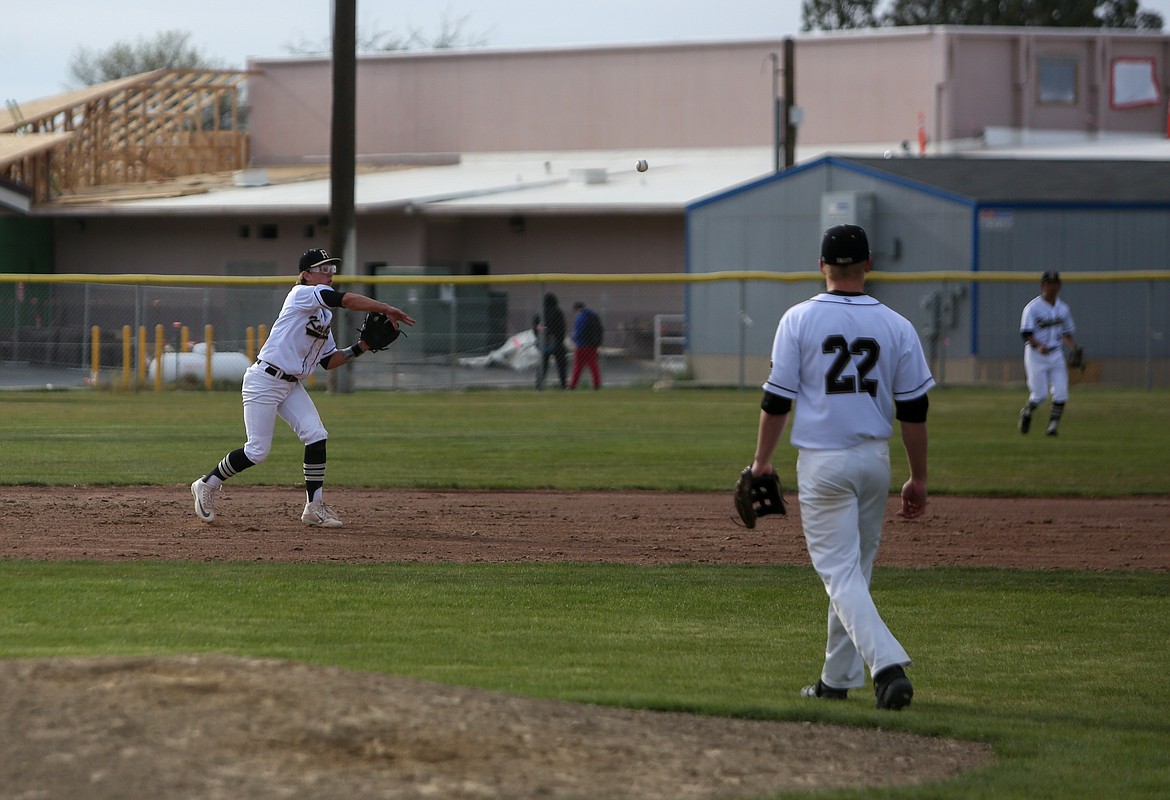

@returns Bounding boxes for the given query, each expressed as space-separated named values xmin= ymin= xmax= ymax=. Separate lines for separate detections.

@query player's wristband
xmin=347 ymin=343 xmax=364 ymax=359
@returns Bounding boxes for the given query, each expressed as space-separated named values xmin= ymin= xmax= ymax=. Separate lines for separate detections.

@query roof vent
xmin=232 ymin=168 xmax=270 ymax=188
xmin=568 ymin=167 xmax=608 ymax=185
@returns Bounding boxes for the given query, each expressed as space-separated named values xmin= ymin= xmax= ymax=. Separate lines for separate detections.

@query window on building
xmin=1111 ymin=57 xmax=1160 ymax=109
xmin=1037 ymin=55 xmax=1078 ymax=105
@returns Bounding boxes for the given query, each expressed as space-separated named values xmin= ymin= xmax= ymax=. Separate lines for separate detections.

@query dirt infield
xmin=2 ymin=488 xmax=1165 ymax=799
xmin=5 ymin=487 xmax=1167 ymax=571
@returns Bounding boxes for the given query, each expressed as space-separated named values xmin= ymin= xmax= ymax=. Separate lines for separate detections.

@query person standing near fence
xmin=743 ymin=224 xmax=933 ymax=710
xmin=568 ymin=301 xmax=604 ymax=390
xmin=190 ymin=248 xmax=415 ymax=527
xmin=1019 ymin=271 xmax=1078 ymax=437
xmin=532 ymin=292 xmax=568 ymax=390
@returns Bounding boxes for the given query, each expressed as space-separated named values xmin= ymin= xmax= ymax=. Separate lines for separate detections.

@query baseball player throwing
xmin=744 ymin=224 xmax=933 ymax=710
xmin=1019 ymin=271 xmax=1078 ymax=436
xmin=190 ymin=248 xmax=415 ymax=527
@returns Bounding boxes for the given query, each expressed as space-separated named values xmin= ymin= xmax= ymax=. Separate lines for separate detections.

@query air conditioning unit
xmin=820 ymin=191 xmax=874 ymax=232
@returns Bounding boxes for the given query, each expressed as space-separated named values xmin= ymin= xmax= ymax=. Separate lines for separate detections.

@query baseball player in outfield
xmin=745 ymin=224 xmax=933 ymax=710
xmin=190 ymin=248 xmax=415 ymax=527
xmin=1019 ymin=271 xmax=1078 ymax=436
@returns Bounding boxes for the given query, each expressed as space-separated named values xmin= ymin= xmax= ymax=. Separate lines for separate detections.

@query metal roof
xmin=44 ymin=147 xmax=778 ymax=217
xmin=30 ymin=133 xmax=1170 ymax=217
xmin=835 ymin=154 xmax=1170 ymax=205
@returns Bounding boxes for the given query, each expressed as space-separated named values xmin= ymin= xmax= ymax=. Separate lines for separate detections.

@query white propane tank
xmin=147 ymin=351 xmax=251 ymax=383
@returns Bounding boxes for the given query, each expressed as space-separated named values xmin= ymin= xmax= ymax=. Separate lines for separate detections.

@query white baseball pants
xmin=240 ymin=364 xmax=329 ymax=464
xmin=1024 ymin=346 xmax=1069 ymax=406
xmin=797 ymin=440 xmax=911 ymax=689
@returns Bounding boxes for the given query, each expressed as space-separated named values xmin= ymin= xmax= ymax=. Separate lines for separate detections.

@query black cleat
xmin=874 ymin=666 xmax=914 ymax=710
xmin=1018 ymin=407 xmax=1032 ymax=434
xmin=800 ymin=680 xmax=848 ymax=700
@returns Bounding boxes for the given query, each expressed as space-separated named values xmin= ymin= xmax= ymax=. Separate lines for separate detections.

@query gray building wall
xmin=975 ymin=205 xmax=1170 ymax=360
xmin=687 ymin=159 xmax=974 ymax=383
xmin=686 ymin=157 xmax=1170 ymax=387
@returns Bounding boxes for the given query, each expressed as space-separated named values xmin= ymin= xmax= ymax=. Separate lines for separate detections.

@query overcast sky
xmin=4 ymin=1 xmax=802 ymax=103
xmin=7 ymin=1 xmax=1170 ymax=104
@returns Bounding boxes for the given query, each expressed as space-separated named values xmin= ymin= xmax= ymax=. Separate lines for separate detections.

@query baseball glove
xmin=1067 ymin=345 xmax=1085 ymax=371
xmin=734 ymin=466 xmax=786 ymax=529
xmin=358 ymin=312 xmax=400 ymax=351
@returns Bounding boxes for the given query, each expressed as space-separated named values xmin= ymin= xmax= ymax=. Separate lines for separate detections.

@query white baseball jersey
xmin=256 ymin=284 xmax=341 ymax=379
xmin=763 ymin=292 xmax=935 ymax=450
xmin=1020 ymin=295 xmax=1075 ymax=350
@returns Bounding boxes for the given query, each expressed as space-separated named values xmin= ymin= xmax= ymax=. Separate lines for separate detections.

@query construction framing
xmin=1 ymin=70 xmax=250 ymax=207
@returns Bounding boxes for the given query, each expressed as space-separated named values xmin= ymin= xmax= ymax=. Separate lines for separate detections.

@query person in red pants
xmin=568 ymin=301 xmax=604 ymax=390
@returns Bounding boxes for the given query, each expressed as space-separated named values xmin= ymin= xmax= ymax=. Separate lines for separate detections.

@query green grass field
xmin=1 ymin=385 xmax=1168 ymax=798
xmin=3 ymin=385 xmax=1167 ymax=494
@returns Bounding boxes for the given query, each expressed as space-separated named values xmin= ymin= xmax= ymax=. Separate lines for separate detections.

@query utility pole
xmin=769 ymin=52 xmax=781 ymax=173
xmin=783 ymin=37 xmax=796 ymax=169
xmin=768 ymin=38 xmax=798 ymax=171
xmin=329 ymin=0 xmax=357 ymax=393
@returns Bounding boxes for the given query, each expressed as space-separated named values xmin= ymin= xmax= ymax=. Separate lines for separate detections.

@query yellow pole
xmin=246 ymin=326 xmax=255 ymax=362
xmin=259 ymin=323 xmax=268 ymax=350
xmin=154 ymin=324 xmax=164 ymax=391
xmin=181 ymin=326 xmax=189 ymax=353
xmin=90 ymin=325 xmax=100 ymax=388
xmin=122 ymin=325 xmax=132 ymax=390
xmin=137 ymin=326 xmax=147 ymax=388
xmin=204 ymin=324 xmax=214 ymax=390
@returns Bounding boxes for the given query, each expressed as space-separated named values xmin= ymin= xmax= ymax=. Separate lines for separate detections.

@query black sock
xmin=304 ymin=439 xmax=327 ymax=503
xmin=210 ymin=448 xmax=254 ymax=482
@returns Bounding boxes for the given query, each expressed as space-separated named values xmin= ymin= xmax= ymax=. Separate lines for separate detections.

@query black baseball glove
xmin=358 ymin=312 xmax=400 ymax=351
xmin=1067 ymin=345 xmax=1085 ymax=371
xmin=734 ymin=466 xmax=786 ymax=529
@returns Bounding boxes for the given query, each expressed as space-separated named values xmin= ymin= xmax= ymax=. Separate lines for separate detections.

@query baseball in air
xmin=635 ymin=159 xmax=649 ymax=172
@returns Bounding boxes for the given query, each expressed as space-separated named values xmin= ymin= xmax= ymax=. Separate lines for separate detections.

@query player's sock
xmin=1047 ymin=402 xmax=1064 ymax=435
xmin=207 ymin=448 xmax=255 ymax=486
xmin=304 ymin=439 xmax=327 ymax=504
xmin=1049 ymin=402 xmax=1065 ymax=423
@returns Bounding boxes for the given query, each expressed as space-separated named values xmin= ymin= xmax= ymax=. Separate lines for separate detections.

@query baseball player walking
xmin=1019 ymin=271 xmax=1078 ymax=436
xmin=745 ymin=224 xmax=933 ymax=710
xmin=190 ymin=248 xmax=415 ymax=527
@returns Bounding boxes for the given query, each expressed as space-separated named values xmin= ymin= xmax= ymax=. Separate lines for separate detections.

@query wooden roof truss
xmin=1 ymin=70 xmax=250 ymax=206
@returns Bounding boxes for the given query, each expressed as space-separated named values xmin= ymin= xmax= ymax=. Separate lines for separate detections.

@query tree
xmin=67 ymin=30 xmax=222 ymax=87
xmin=1096 ymin=0 xmax=1165 ymax=29
xmin=802 ymin=0 xmax=880 ymax=31
xmin=285 ymin=9 xmax=490 ymax=55
xmin=804 ymin=0 xmax=1163 ymax=30
xmin=66 ymin=31 xmax=241 ymax=132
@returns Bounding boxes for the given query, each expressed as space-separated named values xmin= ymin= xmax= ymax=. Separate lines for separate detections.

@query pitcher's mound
xmin=0 ymin=654 xmax=993 ymax=799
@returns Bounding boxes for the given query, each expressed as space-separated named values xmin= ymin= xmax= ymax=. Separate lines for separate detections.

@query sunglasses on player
xmin=308 ymin=263 xmax=337 ymax=275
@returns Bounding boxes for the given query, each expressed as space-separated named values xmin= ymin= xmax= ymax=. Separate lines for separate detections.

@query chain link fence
xmin=0 ymin=276 xmax=689 ymax=391
xmin=0 ymin=272 xmax=1167 ymax=390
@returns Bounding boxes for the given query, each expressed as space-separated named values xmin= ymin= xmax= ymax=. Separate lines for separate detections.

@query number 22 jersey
xmin=763 ymin=292 xmax=935 ymax=450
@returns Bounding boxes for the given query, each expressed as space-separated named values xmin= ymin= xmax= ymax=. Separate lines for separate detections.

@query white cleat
xmin=302 ymin=500 xmax=342 ymax=528
xmin=191 ymin=478 xmax=218 ymax=523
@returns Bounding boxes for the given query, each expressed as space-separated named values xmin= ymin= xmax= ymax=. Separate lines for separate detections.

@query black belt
xmin=257 ymin=360 xmax=298 ymax=382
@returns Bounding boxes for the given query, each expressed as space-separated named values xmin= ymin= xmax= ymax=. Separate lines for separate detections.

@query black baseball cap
xmin=1041 ymin=271 xmax=1061 ymax=284
xmin=299 ymin=248 xmax=341 ymax=271
xmin=821 ymin=224 xmax=871 ymax=266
